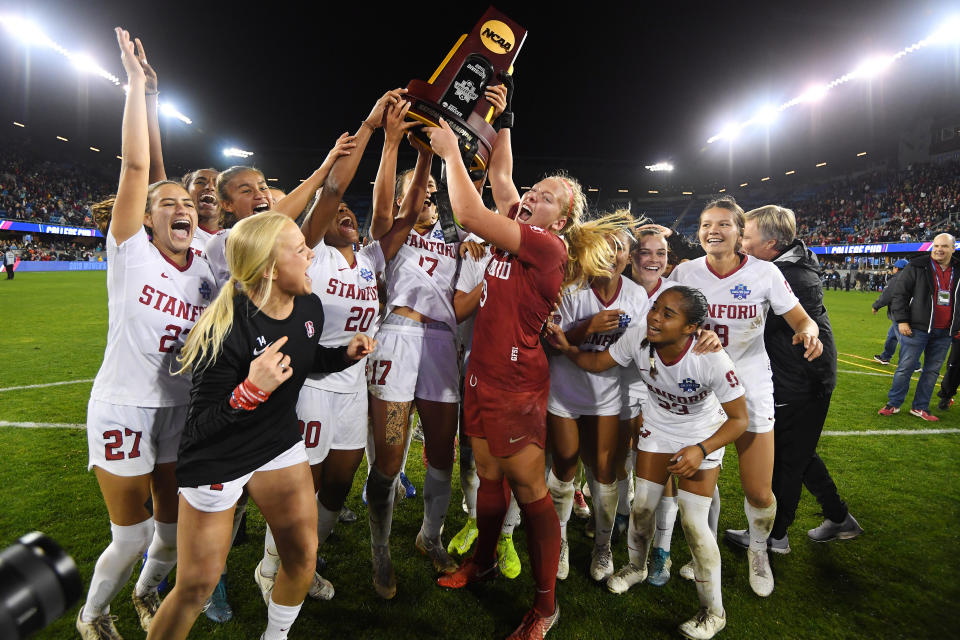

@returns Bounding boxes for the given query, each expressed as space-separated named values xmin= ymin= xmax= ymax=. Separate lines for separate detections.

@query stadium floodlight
xmin=0 ymin=16 xmax=120 ymax=85
xmin=617 ymin=189 xmax=629 ymax=193
xmin=159 ymin=102 xmax=192 ymax=125
xmin=739 ymin=182 xmax=748 ymax=188
xmin=850 ymin=55 xmax=894 ymax=80
xmin=753 ymin=105 xmax=778 ymax=126
xmin=645 ymin=162 xmax=674 ymax=172
xmin=816 ymin=161 xmax=827 ymax=167
xmin=682 ymin=191 xmax=693 ymax=195
xmin=927 ymin=15 xmax=960 ymax=45
xmin=587 ymin=187 xmax=599 ymax=192
xmin=800 ymin=84 xmax=829 ymax=103
xmin=56 ymin=135 xmax=67 ymax=141
xmin=89 ymin=146 xmax=99 ymax=152
xmin=648 ymin=190 xmax=659 ymax=194
xmin=857 ymin=151 xmax=867 ymax=157
xmin=785 ymin=169 xmax=796 ymax=175
xmin=13 ymin=121 xmax=24 ymax=127
xmin=761 ymin=176 xmax=771 ymax=182
xmin=223 ymin=147 xmax=254 ymax=158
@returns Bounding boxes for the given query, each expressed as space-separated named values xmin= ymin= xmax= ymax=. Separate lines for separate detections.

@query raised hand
xmin=425 ymin=118 xmax=460 ymax=160
xmin=383 ymin=101 xmax=419 ymax=146
xmin=133 ymin=37 xmax=157 ymax=94
xmin=484 ymin=84 xmax=508 ymax=120
xmin=324 ymin=132 xmax=358 ymax=165
xmin=115 ymin=28 xmax=144 ymax=83
xmin=247 ymin=336 xmax=293 ymax=393
xmin=365 ymin=88 xmax=408 ymax=129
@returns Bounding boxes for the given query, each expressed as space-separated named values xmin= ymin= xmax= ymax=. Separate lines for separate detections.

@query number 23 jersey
xmin=90 ymin=227 xmax=218 ymax=407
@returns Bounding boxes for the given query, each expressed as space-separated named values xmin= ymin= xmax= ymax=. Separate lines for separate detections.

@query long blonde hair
xmin=177 ymin=212 xmax=292 ymax=373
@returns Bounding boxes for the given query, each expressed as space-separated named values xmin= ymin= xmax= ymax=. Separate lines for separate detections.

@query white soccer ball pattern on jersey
xmin=90 ymin=227 xmax=217 ymax=407
xmin=303 ymin=240 xmax=386 ymax=393
xmin=383 ymin=221 xmax=463 ymax=331
xmin=549 ymin=277 xmax=649 ymax=416
xmin=669 ymin=255 xmax=797 ymax=373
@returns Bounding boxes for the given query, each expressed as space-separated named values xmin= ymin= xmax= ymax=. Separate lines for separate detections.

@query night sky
xmin=1 ymin=0 xmax=957 ymax=199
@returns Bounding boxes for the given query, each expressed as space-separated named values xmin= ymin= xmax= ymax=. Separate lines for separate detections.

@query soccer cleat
xmin=416 ymin=531 xmax=459 ymax=574
xmin=606 ymin=562 xmax=647 ymax=594
xmin=497 ymin=532 xmax=522 ymax=579
xmin=581 ymin=482 xmax=591 ymax=498
xmin=338 ymin=505 xmax=358 ymax=523
xmin=76 ymin=609 xmax=122 ymax=640
xmin=584 ymin=516 xmax=595 ymax=539
xmin=399 ymin=472 xmax=417 ymax=498
xmin=873 ymin=354 xmax=891 ymax=365
xmin=371 ymin=544 xmax=397 ymax=599
xmin=253 ymin=560 xmax=275 ymax=606
xmin=808 ymin=513 xmax=864 ymax=542
xmin=678 ymin=607 xmax=726 ymax=640
xmin=131 ymin=588 xmax=160 ymax=631
xmin=937 ymin=397 xmax=954 ymax=410
xmin=611 ymin=512 xmax=629 ymax=543
xmin=877 ymin=404 xmax=900 ymax=416
xmin=679 ymin=559 xmax=696 ymax=581
xmin=572 ymin=490 xmax=591 ymax=519
xmin=437 ymin=557 xmax=499 ymax=589
xmin=909 ymin=408 xmax=939 ymax=421
xmin=589 ymin=543 xmax=614 ymax=581
xmin=647 ymin=548 xmax=672 ymax=586
xmin=203 ymin=575 xmax=233 ymax=623
xmin=448 ymin=517 xmax=479 ymax=556
xmin=308 ymin=572 xmax=335 ymax=600
xmin=747 ymin=548 xmax=774 ymax=597
xmin=724 ymin=529 xmax=791 ymax=555
xmin=506 ymin=603 xmax=559 ymax=640
xmin=556 ymin=540 xmax=569 ymax=580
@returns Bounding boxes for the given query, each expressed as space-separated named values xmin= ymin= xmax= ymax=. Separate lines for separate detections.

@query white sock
xmin=317 ymin=498 xmax=339 ymax=549
xmin=263 ymin=597 xmax=303 ymax=640
xmin=134 ymin=520 xmax=177 ymax=596
xmin=594 ymin=481 xmax=619 ymax=546
xmin=262 ymin=525 xmax=280 ymax=578
xmin=708 ymin=485 xmax=721 ymax=539
xmin=459 ymin=442 xmax=479 ymax=519
xmin=82 ymin=518 xmax=154 ymax=620
xmin=421 ymin=463 xmax=452 ymax=539
xmin=745 ymin=496 xmax=777 ymax=551
xmin=367 ymin=467 xmax=398 ymax=546
xmin=547 ymin=469 xmax=574 ymax=540
xmin=652 ymin=495 xmax=679 ymax=552
xmin=678 ymin=490 xmax=723 ymax=616
xmin=501 ymin=494 xmax=521 ymax=535
xmin=626 ymin=477 xmax=665 ymax=568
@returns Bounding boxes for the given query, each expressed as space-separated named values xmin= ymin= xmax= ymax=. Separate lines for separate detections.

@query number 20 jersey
xmin=90 ymin=228 xmax=217 ymax=407
xmin=303 ymin=239 xmax=385 ymax=393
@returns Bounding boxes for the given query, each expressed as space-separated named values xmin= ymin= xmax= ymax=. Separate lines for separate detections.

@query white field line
xmin=0 ymin=379 xmax=94 ymax=393
xmin=0 ymin=421 xmax=85 ymax=429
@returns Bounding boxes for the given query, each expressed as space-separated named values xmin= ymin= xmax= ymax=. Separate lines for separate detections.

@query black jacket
xmin=889 ymin=254 xmax=960 ymax=334
xmin=765 ymin=239 xmax=838 ymax=401
xmin=872 ymin=270 xmax=903 ymax=320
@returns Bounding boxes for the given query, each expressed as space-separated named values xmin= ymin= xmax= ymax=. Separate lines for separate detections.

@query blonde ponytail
xmin=562 ymin=209 xmax=638 ymax=289
xmin=176 ymin=212 xmax=292 ymax=373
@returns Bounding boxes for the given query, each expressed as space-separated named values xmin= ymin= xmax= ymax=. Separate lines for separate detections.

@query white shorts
xmin=636 ymin=421 xmax=725 ymax=470
xmin=179 ymin=442 xmax=308 ymax=513
xmin=296 ymin=386 xmax=368 ymax=465
xmin=619 ymin=394 xmax=643 ymax=421
xmin=86 ymin=398 xmax=186 ymax=476
xmin=367 ymin=315 xmax=460 ymax=403
xmin=547 ymin=395 xmax=621 ymax=420
xmin=745 ymin=384 xmax=775 ymax=434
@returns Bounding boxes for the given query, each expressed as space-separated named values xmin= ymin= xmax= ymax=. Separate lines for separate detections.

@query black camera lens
xmin=0 ymin=532 xmax=82 ymax=639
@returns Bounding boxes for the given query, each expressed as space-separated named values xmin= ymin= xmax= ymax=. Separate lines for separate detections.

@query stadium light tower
xmin=645 ymin=162 xmax=674 ymax=172
xmin=799 ymin=84 xmax=829 ymax=103
xmin=927 ymin=15 xmax=960 ymax=45
xmin=850 ymin=55 xmax=894 ymax=80
xmin=159 ymin=102 xmax=192 ymax=125
xmin=753 ymin=105 xmax=778 ymax=126
xmin=223 ymin=147 xmax=254 ymax=159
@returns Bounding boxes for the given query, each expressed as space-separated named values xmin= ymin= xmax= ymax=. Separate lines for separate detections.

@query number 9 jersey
xmin=89 ymin=228 xmax=217 ymax=407
xmin=303 ymin=239 xmax=386 ymax=393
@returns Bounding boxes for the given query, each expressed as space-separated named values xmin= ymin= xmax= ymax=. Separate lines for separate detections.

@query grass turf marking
xmin=0 ymin=421 xmax=85 ymax=429
xmin=0 ymin=379 xmax=94 ymax=393
xmin=822 ymin=428 xmax=960 ymax=436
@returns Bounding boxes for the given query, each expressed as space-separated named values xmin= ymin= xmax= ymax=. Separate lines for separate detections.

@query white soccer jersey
xmin=670 ymin=255 xmax=798 ymax=374
xmin=384 ymin=221 xmax=462 ymax=331
xmin=608 ymin=320 xmax=745 ymax=440
xmin=203 ymin=229 xmax=231 ymax=289
xmin=455 ymin=246 xmax=493 ymax=365
xmin=90 ymin=227 xmax=218 ymax=407
xmin=190 ymin=225 xmax=217 ymax=259
xmin=303 ymin=240 xmax=385 ymax=393
xmin=646 ymin=277 xmax=679 ymax=305
xmin=549 ymin=277 xmax=649 ymax=415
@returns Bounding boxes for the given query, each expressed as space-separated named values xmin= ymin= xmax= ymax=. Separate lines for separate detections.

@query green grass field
xmin=1 ymin=272 xmax=958 ymax=639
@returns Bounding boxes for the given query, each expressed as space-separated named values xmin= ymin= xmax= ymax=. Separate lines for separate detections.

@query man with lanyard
xmin=878 ymin=234 xmax=960 ymax=421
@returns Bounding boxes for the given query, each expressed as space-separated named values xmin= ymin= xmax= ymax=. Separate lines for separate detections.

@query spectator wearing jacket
xmin=879 ymin=234 xmax=960 ymax=421
xmin=872 ymin=259 xmax=909 ymax=365
xmin=731 ymin=205 xmax=862 ymax=550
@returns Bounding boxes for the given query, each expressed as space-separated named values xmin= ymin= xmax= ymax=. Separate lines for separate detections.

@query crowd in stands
xmin=0 ymin=238 xmax=104 ymax=261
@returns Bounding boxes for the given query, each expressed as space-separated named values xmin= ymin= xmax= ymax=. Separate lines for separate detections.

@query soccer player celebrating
xmin=548 ymin=286 xmax=748 ymax=640
xmin=427 ymin=118 xmax=633 ymax=638
xmin=76 ymin=29 xmax=218 ymax=639
xmin=669 ymin=196 xmax=822 ymax=597
xmin=145 ymin=212 xmax=374 ymax=640
xmin=546 ymin=225 xmax=649 ymax=582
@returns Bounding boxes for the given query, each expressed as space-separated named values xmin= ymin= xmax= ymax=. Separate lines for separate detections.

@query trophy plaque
xmin=404 ymin=7 xmax=527 ymax=241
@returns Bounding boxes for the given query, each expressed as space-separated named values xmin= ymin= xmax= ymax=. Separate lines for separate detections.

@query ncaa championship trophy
xmin=405 ymin=6 xmax=527 ymax=241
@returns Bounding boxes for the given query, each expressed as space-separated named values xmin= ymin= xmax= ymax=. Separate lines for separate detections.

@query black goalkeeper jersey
xmin=177 ymin=293 xmax=358 ymax=486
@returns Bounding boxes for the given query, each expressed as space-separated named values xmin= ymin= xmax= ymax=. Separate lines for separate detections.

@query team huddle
xmin=77 ymin=29 xmax=832 ymax=640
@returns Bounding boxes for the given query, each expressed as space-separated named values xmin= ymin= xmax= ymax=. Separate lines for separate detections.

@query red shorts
xmin=463 ymin=373 xmax=548 ymax=458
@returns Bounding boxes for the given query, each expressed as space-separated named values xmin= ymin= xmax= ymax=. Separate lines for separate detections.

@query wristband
xmin=229 ymin=378 xmax=271 ymax=411
xmin=696 ymin=442 xmax=708 ymax=458
xmin=495 ymin=111 xmax=514 ymax=130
